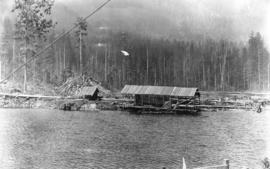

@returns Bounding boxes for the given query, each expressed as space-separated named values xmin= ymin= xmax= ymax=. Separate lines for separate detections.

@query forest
xmin=0 ymin=0 xmax=269 ymax=93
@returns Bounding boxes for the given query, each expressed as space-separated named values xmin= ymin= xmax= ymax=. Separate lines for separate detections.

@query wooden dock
xmin=0 ymin=92 xmax=262 ymax=112
xmin=119 ymin=104 xmax=200 ymax=114
xmin=120 ymin=103 xmax=256 ymax=114
xmin=191 ymin=104 xmax=253 ymax=110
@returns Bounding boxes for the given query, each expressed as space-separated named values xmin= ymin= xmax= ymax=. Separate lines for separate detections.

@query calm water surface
xmin=0 ymin=108 xmax=269 ymax=169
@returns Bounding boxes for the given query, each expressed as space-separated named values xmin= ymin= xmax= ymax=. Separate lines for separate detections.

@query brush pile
xmin=57 ymin=75 xmax=111 ymax=97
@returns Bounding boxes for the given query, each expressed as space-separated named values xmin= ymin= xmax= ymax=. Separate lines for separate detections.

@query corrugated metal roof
xmin=137 ymin=86 xmax=149 ymax=94
xmin=129 ymin=85 xmax=139 ymax=94
xmin=160 ymin=86 xmax=174 ymax=96
xmin=145 ymin=86 xmax=161 ymax=95
xmin=171 ymin=87 xmax=197 ymax=97
xmin=121 ymin=85 xmax=130 ymax=94
xmin=121 ymin=85 xmax=198 ymax=97
xmin=78 ymin=86 xmax=98 ymax=96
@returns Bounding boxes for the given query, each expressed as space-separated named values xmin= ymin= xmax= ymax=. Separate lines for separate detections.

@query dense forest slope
xmin=0 ymin=0 xmax=269 ymax=93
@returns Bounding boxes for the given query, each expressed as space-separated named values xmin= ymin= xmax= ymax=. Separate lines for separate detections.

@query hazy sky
xmin=0 ymin=0 xmax=270 ymax=49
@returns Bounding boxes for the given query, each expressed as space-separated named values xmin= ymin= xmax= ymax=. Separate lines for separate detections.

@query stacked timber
xmin=57 ymin=75 xmax=110 ymax=97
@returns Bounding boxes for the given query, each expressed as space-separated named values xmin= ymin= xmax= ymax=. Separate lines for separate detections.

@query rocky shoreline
xmin=0 ymin=96 xmax=57 ymax=109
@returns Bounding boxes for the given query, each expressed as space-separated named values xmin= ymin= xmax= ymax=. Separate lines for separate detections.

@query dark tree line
xmin=39 ymin=30 xmax=270 ymax=91
xmin=0 ymin=1 xmax=269 ymax=92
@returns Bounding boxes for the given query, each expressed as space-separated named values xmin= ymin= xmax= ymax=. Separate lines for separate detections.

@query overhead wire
xmin=0 ymin=0 xmax=112 ymax=83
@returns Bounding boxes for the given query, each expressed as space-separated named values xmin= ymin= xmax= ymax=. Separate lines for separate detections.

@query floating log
xmin=119 ymin=104 xmax=200 ymax=114
xmin=119 ymin=102 xmax=258 ymax=114
xmin=194 ymin=159 xmax=229 ymax=169
xmin=0 ymin=92 xmax=62 ymax=99
xmin=192 ymin=104 xmax=253 ymax=110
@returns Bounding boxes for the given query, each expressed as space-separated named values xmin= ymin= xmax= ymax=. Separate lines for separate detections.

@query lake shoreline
xmin=0 ymin=91 xmax=267 ymax=113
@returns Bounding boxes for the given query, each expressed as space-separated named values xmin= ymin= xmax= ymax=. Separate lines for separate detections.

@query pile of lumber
xmin=57 ymin=75 xmax=110 ymax=96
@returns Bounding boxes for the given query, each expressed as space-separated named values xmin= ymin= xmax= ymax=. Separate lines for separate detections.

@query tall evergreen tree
xmin=74 ymin=17 xmax=88 ymax=75
xmin=12 ymin=0 xmax=55 ymax=92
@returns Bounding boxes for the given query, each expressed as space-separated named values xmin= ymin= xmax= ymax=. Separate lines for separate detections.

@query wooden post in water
xmin=224 ymin=159 xmax=229 ymax=169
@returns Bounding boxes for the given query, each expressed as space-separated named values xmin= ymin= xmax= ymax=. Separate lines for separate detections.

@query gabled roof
xmin=78 ymin=86 xmax=99 ymax=96
xmin=121 ymin=85 xmax=198 ymax=97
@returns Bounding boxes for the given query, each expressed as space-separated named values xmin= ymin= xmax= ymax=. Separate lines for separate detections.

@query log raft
xmin=0 ymin=91 xmax=265 ymax=113
xmin=119 ymin=85 xmax=265 ymax=114
xmin=119 ymin=103 xmax=256 ymax=114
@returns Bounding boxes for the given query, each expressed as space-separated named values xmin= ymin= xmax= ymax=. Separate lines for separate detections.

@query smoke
xmin=0 ymin=0 xmax=269 ymax=44
xmin=52 ymin=0 xmax=269 ymax=42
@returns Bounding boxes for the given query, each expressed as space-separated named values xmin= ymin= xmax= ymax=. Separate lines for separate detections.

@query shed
xmin=78 ymin=86 xmax=99 ymax=100
xmin=121 ymin=85 xmax=199 ymax=107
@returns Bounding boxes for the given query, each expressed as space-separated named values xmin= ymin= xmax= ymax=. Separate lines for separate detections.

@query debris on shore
xmin=0 ymin=77 xmax=269 ymax=113
xmin=200 ymin=91 xmax=269 ymax=112
xmin=57 ymin=75 xmax=110 ymax=97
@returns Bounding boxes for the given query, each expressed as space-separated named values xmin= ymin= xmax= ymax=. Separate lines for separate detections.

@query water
xmin=0 ymin=108 xmax=269 ymax=169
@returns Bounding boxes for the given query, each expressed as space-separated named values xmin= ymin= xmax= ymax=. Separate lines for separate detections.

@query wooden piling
xmin=224 ymin=159 xmax=229 ymax=169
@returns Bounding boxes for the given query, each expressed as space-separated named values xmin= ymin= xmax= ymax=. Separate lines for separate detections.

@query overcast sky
xmin=0 ymin=0 xmax=270 ymax=49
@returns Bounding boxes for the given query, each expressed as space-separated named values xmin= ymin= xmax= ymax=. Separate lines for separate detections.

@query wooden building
xmin=77 ymin=86 xmax=99 ymax=100
xmin=121 ymin=85 xmax=200 ymax=107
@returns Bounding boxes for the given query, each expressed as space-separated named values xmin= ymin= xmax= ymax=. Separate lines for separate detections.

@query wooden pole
xmin=164 ymin=55 xmax=166 ymax=85
xmin=23 ymin=40 xmax=27 ymax=93
xmin=221 ymin=47 xmax=227 ymax=91
xmin=95 ymin=49 xmax=98 ymax=77
xmin=267 ymin=63 xmax=269 ymax=90
xmin=12 ymin=38 xmax=15 ymax=81
xmin=3 ymin=54 xmax=5 ymax=79
xmin=224 ymin=159 xmax=229 ymax=169
xmin=105 ymin=45 xmax=107 ymax=81
xmin=79 ymin=30 xmax=82 ymax=75
xmin=146 ymin=47 xmax=149 ymax=84
xmin=258 ymin=48 xmax=260 ymax=89
xmin=59 ymin=48 xmax=62 ymax=77
xmin=24 ymin=52 xmax=27 ymax=93
xmin=122 ymin=55 xmax=124 ymax=85
xmin=63 ymin=42 xmax=66 ymax=69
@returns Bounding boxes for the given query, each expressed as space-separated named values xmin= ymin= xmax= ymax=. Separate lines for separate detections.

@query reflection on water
xmin=0 ymin=108 xmax=269 ymax=169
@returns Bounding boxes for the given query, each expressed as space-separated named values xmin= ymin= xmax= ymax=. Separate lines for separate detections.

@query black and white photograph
xmin=0 ymin=0 xmax=270 ymax=168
